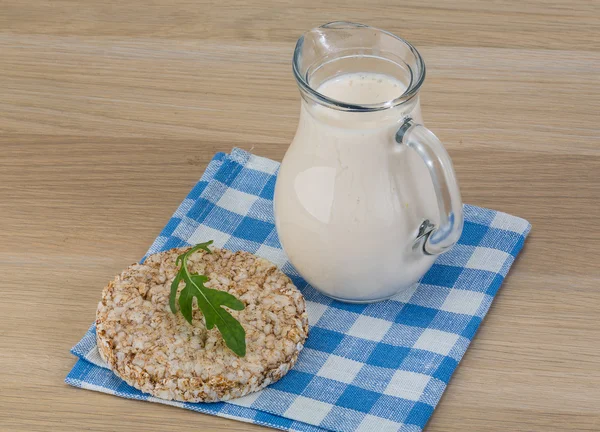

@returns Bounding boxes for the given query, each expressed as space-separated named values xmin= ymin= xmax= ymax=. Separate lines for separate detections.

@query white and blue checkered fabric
xmin=67 ymin=148 xmax=531 ymax=432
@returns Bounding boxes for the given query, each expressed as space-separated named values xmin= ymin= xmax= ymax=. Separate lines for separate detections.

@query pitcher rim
xmin=293 ymin=21 xmax=427 ymax=112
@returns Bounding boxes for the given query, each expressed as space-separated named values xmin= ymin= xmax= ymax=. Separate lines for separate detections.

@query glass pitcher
xmin=274 ymin=22 xmax=463 ymax=303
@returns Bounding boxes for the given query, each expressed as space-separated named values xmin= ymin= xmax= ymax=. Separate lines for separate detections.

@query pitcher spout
xmin=293 ymin=22 xmax=426 ymax=112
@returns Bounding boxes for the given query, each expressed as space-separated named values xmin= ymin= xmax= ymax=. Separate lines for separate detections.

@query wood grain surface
xmin=1 ymin=1 xmax=599 ymax=431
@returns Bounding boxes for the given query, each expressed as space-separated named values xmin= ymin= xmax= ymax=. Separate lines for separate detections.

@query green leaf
xmin=168 ymin=241 xmax=247 ymax=357
xmin=187 ymin=275 xmax=246 ymax=357
xmin=169 ymin=273 xmax=182 ymax=314
xmin=190 ymin=276 xmax=245 ymax=311
xmin=178 ymin=284 xmax=195 ymax=324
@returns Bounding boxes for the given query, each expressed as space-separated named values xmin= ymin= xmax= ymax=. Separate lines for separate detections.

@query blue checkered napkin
xmin=67 ymin=149 xmax=531 ymax=432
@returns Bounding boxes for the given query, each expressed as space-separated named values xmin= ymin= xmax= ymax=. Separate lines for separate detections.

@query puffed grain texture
xmin=96 ymin=247 xmax=309 ymax=402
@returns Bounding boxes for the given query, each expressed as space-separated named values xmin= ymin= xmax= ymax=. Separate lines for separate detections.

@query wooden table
xmin=2 ymin=1 xmax=599 ymax=430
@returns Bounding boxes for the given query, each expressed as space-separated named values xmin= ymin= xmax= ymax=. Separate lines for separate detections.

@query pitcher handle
xmin=396 ymin=118 xmax=464 ymax=255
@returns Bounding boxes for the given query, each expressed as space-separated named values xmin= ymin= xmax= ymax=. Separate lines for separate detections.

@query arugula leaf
xmin=169 ymin=241 xmax=246 ymax=357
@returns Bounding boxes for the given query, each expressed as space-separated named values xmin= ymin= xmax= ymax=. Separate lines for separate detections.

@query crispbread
xmin=96 ymin=247 xmax=308 ymax=402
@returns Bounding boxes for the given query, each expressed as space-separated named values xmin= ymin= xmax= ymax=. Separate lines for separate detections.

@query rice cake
xmin=96 ymin=247 xmax=309 ymax=402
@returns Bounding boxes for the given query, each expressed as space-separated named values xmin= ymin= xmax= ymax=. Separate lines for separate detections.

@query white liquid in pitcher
xmin=274 ymin=72 xmax=439 ymax=302
xmin=318 ymin=72 xmax=406 ymax=105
